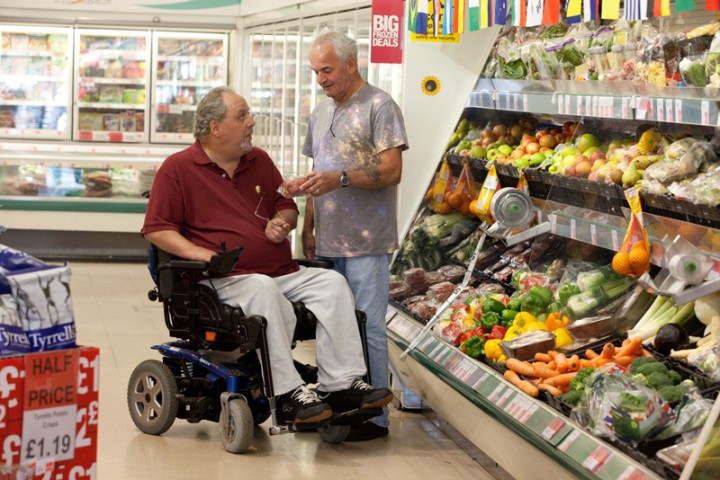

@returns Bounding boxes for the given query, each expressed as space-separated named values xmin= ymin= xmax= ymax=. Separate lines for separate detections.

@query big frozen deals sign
xmin=370 ymin=0 xmax=403 ymax=64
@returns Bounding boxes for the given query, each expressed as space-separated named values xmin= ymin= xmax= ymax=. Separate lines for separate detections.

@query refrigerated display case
xmin=0 ymin=25 xmax=73 ymax=140
xmin=151 ymin=31 xmax=228 ymax=144
xmin=74 ymin=28 xmax=150 ymax=143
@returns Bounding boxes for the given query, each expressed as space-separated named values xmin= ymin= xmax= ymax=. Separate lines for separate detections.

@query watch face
xmin=341 ymin=171 xmax=349 ymax=187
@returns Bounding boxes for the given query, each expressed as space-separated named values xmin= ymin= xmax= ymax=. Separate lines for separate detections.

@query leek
xmin=566 ymin=277 xmax=635 ymax=317
xmin=627 ymin=295 xmax=696 ymax=343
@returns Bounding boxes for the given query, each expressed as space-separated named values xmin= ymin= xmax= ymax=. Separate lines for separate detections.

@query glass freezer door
xmin=0 ymin=26 xmax=73 ymax=140
xmin=74 ymin=29 xmax=150 ymax=143
xmin=151 ymin=31 xmax=228 ymax=144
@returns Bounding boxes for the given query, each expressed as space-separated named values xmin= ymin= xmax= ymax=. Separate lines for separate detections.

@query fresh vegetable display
xmin=627 ymin=295 xmax=697 ymax=343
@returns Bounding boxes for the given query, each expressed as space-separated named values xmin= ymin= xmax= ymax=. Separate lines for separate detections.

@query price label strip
xmin=21 ymin=350 xmax=79 ymax=463
xmin=582 ymin=446 xmax=612 ymax=475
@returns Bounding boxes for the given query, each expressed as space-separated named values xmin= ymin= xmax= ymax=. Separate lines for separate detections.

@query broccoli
xmin=667 ymin=369 xmax=682 ymax=385
xmin=569 ymin=367 xmax=596 ymax=392
xmin=628 ymin=357 xmax=657 ymax=376
xmin=561 ymin=390 xmax=583 ymax=406
xmin=646 ymin=372 xmax=674 ymax=390
xmin=636 ymin=361 xmax=669 ymax=377
xmin=658 ymin=385 xmax=684 ymax=403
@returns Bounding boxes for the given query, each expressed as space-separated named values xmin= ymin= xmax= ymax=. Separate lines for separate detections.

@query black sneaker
xmin=276 ymin=385 xmax=332 ymax=424
xmin=345 ymin=422 xmax=389 ymax=442
xmin=317 ymin=379 xmax=393 ymax=414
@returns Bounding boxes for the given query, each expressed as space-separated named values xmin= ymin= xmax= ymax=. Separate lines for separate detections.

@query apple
xmin=573 ymin=155 xmax=589 ymax=166
xmin=510 ymin=125 xmax=524 ymax=139
xmin=588 ymin=170 xmax=598 ymax=181
xmin=589 ymin=150 xmax=606 ymax=162
xmin=498 ymin=144 xmax=513 ymax=156
xmin=493 ymin=124 xmax=508 ymax=136
xmin=470 ymin=146 xmax=487 ymax=159
xmin=514 ymin=158 xmax=530 ymax=168
xmin=459 ymin=149 xmax=470 ymax=157
xmin=563 ymin=165 xmax=576 ymax=176
xmin=575 ymin=160 xmax=592 ymax=177
xmin=538 ymin=134 xmax=557 ymax=149
xmin=539 ymin=146 xmax=552 ymax=153
xmin=481 ymin=137 xmax=494 ymax=148
xmin=511 ymin=148 xmax=526 ymax=159
xmin=591 ymin=159 xmax=606 ymax=171
xmin=526 ymin=142 xmax=541 ymax=154
xmin=472 ymin=138 xmax=484 ymax=147
xmin=577 ymin=133 xmax=600 ymax=154
xmin=554 ymin=133 xmax=566 ymax=145
xmin=486 ymin=148 xmax=500 ymax=161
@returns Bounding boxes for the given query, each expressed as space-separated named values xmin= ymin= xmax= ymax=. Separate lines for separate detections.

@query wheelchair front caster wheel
xmin=317 ymin=424 xmax=350 ymax=444
xmin=220 ymin=398 xmax=254 ymax=453
xmin=127 ymin=360 xmax=178 ymax=435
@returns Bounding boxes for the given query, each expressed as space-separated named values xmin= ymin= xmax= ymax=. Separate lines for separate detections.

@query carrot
xmin=504 ymin=370 xmax=539 ymax=397
xmin=538 ymin=383 xmax=563 ymax=397
xmin=585 ymin=349 xmax=599 ymax=360
xmin=506 ymin=358 xmax=537 ymax=378
xmin=534 ymin=352 xmax=552 ymax=363
xmin=579 ymin=359 xmax=595 ymax=369
xmin=591 ymin=357 xmax=611 ymax=367
xmin=611 ymin=355 xmax=636 ymax=367
xmin=547 ymin=361 xmax=557 ymax=370
xmin=550 ymin=351 xmax=569 ymax=373
xmin=600 ymin=343 xmax=616 ymax=359
xmin=567 ymin=354 xmax=580 ymax=372
xmin=642 ymin=349 xmax=654 ymax=357
xmin=543 ymin=372 xmax=578 ymax=388
xmin=615 ymin=337 xmax=643 ymax=358
xmin=533 ymin=364 xmax=561 ymax=379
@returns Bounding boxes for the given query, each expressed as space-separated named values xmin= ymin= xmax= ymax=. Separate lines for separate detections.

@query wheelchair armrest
xmin=296 ymin=258 xmax=334 ymax=269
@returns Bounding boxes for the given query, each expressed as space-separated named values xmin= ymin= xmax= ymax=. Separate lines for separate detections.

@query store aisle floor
xmin=69 ymin=262 xmax=501 ymax=480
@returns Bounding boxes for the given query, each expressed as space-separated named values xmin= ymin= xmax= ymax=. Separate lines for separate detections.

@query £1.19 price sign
xmin=21 ymin=349 xmax=79 ymax=463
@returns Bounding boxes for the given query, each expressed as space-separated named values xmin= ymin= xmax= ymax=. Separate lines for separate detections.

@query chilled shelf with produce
xmin=0 ymin=26 xmax=73 ymax=140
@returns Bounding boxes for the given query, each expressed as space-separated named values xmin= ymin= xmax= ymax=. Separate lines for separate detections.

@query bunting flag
xmin=408 ymin=0 xmax=419 ymax=32
xmin=624 ymin=0 xmax=647 ymax=19
xmin=495 ymin=0 xmax=508 ymax=24
xmin=457 ymin=0 xmax=465 ymax=33
xmin=708 ymin=0 xmax=720 ymax=11
xmin=542 ymin=0 xmax=560 ymax=23
xmin=651 ymin=0 xmax=671 ymax=16
xmin=469 ymin=0 xmax=481 ymax=30
xmin=526 ymin=0 xmax=544 ymax=26
xmin=584 ymin=0 xmax=599 ymax=20
xmin=416 ymin=0 xmax=429 ymax=34
xmin=433 ymin=0 xmax=441 ymax=36
xmin=512 ymin=0 xmax=527 ymax=25
xmin=601 ymin=0 xmax=620 ymax=18
xmin=480 ymin=0 xmax=493 ymax=27
xmin=674 ymin=0 xmax=695 ymax=11
xmin=566 ymin=0 xmax=582 ymax=23
xmin=443 ymin=0 xmax=454 ymax=34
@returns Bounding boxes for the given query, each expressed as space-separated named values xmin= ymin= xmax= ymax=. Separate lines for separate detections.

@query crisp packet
xmin=278 ymin=175 xmax=309 ymax=197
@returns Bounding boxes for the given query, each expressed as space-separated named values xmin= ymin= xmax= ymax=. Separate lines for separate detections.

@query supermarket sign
xmin=370 ymin=0 xmax=403 ymax=64
xmin=0 ymin=0 xmax=242 ymax=15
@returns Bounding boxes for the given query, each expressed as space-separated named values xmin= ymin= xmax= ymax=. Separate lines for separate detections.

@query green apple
xmin=576 ymin=133 xmax=599 ymax=154
xmin=513 ymin=158 xmax=530 ymax=168
xmin=486 ymin=148 xmax=500 ymax=161
xmin=470 ymin=146 xmax=487 ymax=159
xmin=529 ymin=152 xmax=545 ymax=166
xmin=498 ymin=144 xmax=513 ymax=156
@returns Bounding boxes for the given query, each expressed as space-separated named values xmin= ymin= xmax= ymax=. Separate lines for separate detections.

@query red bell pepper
xmin=487 ymin=325 xmax=507 ymax=340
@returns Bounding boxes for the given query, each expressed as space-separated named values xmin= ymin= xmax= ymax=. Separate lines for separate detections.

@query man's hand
xmin=299 ymin=171 xmax=341 ymax=197
xmin=301 ymin=230 xmax=316 ymax=259
xmin=265 ymin=217 xmax=292 ymax=243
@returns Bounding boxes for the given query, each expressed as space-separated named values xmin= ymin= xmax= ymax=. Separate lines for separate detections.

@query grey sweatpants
xmin=205 ymin=266 xmax=366 ymax=396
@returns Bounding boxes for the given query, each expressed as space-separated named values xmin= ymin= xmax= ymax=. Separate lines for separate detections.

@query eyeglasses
xmin=254 ymin=193 xmax=287 ymax=224
xmin=239 ymin=110 xmax=254 ymax=122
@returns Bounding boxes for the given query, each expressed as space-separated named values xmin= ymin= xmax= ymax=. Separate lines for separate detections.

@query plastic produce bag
xmin=669 ymin=164 xmax=720 ymax=206
xmin=583 ymin=364 xmax=675 ymax=444
xmin=679 ymin=56 xmax=708 ymax=87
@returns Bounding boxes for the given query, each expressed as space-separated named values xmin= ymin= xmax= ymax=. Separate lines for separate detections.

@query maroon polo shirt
xmin=143 ymin=141 xmax=299 ymax=277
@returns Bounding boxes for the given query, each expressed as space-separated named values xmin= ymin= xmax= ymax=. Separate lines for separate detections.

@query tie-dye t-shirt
xmin=302 ymin=83 xmax=408 ymax=257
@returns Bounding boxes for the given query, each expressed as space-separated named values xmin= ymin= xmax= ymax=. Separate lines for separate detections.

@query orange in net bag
xmin=451 ymin=157 xmax=478 ymax=217
xmin=472 ymin=163 xmax=501 ymax=224
xmin=428 ymin=156 xmax=455 ymax=215
xmin=612 ymin=187 xmax=651 ymax=277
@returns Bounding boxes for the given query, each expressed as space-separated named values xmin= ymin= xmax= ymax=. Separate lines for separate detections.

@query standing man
xmin=300 ymin=31 xmax=408 ymax=441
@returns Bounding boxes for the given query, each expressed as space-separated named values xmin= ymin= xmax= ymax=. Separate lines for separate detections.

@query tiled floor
xmin=69 ymin=261 xmax=504 ymax=479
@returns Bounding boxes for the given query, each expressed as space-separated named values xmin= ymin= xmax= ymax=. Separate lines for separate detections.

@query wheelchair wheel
xmin=220 ymin=398 xmax=254 ymax=454
xmin=127 ymin=360 xmax=178 ymax=435
xmin=317 ymin=424 xmax=350 ymax=444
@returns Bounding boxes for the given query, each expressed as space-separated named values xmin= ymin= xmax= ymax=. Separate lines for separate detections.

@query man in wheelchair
xmin=142 ymin=86 xmax=393 ymax=427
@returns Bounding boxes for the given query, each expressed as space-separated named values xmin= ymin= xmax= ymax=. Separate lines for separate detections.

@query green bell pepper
xmin=529 ymin=285 xmax=553 ymax=306
xmin=500 ymin=309 xmax=518 ymax=328
xmin=506 ymin=299 xmax=522 ymax=312
xmin=480 ymin=311 xmax=501 ymax=331
xmin=460 ymin=335 xmax=486 ymax=359
xmin=546 ymin=301 xmax=564 ymax=313
xmin=481 ymin=298 xmax=505 ymax=315
xmin=521 ymin=292 xmax=546 ymax=317
xmin=557 ymin=283 xmax=581 ymax=305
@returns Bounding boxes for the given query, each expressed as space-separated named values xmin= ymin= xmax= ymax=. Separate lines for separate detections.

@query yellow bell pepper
xmin=553 ymin=327 xmax=573 ymax=348
xmin=512 ymin=312 xmax=538 ymax=331
xmin=503 ymin=325 xmax=519 ymax=340
xmin=484 ymin=339 xmax=502 ymax=361
xmin=522 ymin=321 xmax=549 ymax=334
xmin=497 ymin=354 xmax=507 ymax=363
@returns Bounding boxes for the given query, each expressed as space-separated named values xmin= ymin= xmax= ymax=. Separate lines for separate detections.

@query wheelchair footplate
xmin=270 ymin=407 xmax=383 ymax=443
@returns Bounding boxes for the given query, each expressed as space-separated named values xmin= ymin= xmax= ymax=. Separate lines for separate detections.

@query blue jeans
xmin=319 ymin=254 xmax=391 ymax=427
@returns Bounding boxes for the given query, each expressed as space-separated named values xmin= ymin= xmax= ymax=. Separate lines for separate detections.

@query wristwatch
xmin=340 ymin=170 xmax=350 ymax=188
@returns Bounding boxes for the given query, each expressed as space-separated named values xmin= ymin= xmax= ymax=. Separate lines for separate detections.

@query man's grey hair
xmin=312 ymin=30 xmax=357 ymax=63
xmin=194 ymin=86 xmax=234 ymax=139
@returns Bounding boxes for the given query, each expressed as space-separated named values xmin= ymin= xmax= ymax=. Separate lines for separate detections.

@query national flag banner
xmin=566 ymin=0 xmax=582 ymax=23
xmin=542 ymin=0 xmax=560 ymax=23
xmin=481 ymin=0 xmax=493 ymax=27
xmin=443 ymin=0 xmax=454 ymax=34
xmin=512 ymin=0 xmax=527 ymax=25
xmin=674 ymin=0 xmax=695 ymax=11
xmin=408 ymin=0 xmax=419 ymax=32
xmin=496 ymin=0 xmax=509 ymax=24
xmin=417 ymin=0 xmax=429 ymax=33
xmin=652 ymin=0 xmax=671 ymax=15
xmin=526 ymin=0 xmax=544 ymax=26
xmin=584 ymin=0 xmax=598 ymax=20
xmin=469 ymin=0 xmax=481 ymax=30
xmin=601 ymin=0 xmax=620 ymax=18
xmin=434 ymin=0 xmax=441 ymax=36
xmin=623 ymin=0 xmax=647 ymax=19
xmin=708 ymin=0 xmax=720 ymax=11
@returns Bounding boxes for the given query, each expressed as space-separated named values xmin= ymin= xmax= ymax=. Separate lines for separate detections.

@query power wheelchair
xmin=126 ymin=244 xmax=381 ymax=453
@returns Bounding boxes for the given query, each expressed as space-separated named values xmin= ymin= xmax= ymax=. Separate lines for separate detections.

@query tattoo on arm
xmin=361 ymin=162 xmax=381 ymax=183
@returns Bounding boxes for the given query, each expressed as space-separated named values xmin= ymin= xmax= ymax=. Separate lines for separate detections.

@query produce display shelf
xmin=387 ymin=310 xmax=662 ymax=480
xmin=0 ymin=196 xmax=147 ymax=214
